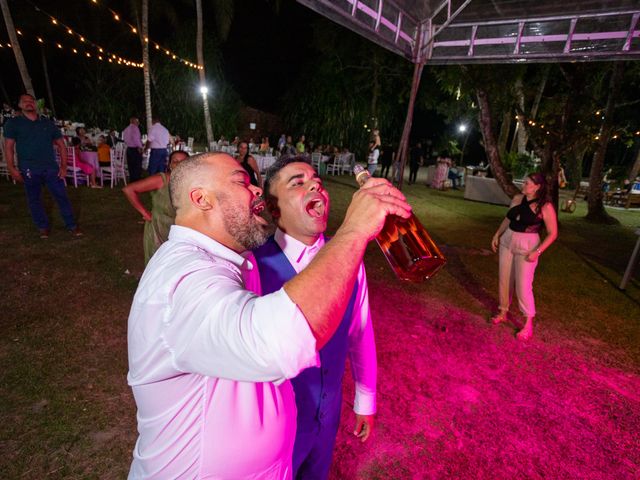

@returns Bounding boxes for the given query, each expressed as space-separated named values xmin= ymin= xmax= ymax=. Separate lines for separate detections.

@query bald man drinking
xmin=126 ymin=152 xmax=410 ymax=479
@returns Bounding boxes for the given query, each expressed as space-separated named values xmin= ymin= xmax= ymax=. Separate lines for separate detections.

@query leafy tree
xmin=280 ymin=20 xmax=411 ymax=153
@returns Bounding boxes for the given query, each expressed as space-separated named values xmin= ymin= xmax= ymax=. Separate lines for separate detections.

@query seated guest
xmin=106 ymin=129 xmax=121 ymax=147
xmin=447 ymin=160 xmax=462 ymax=190
xmin=70 ymin=138 xmax=101 ymax=188
xmin=281 ymin=135 xmax=297 ymax=156
xmin=75 ymin=127 xmax=95 ymax=151
xmin=260 ymin=136 xmax=270 ymax=153
xmin=237 ymin=141 xmax=262 ymax=188
xmin=296 ymin=135 xmax=306 ymax=154
xmin=97 ymin=136 xmax=111 ymax=165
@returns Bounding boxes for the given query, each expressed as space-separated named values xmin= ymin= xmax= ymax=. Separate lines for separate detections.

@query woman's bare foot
xmin=491 ymin=312 xmax=507 ymax=324
xmin=516 ymin=318 xmax=534 ymax=340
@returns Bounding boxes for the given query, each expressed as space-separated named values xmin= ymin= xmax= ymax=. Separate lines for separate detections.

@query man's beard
xmin=218 ymin=192 xmax=269 ymax=250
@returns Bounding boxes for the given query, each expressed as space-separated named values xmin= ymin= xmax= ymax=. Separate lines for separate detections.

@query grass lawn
xmin=0 ymin=173 xmax=638 ymax=479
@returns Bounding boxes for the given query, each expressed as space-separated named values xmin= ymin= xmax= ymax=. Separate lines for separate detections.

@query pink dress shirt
xmin=127 ymin=226 xmax=319 ymax=479
xmin=122 ymin=123 xmax=143 ymax=149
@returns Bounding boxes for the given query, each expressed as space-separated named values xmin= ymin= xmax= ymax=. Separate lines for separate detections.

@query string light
xmin=78 ymin=0 xmax=203 ymax=70
xmin=24 ymin=0 xmax=202 ymax=70
xmin=3 ymin=24 xmax=143 ymax=69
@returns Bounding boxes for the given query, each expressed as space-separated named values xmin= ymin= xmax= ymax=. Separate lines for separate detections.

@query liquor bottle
xmin=353 ymin=165 xmax=446 ymax=282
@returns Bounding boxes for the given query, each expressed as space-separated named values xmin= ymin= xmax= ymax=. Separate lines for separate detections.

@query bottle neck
xmin=355 ymin=170 xmax=371 ymax=187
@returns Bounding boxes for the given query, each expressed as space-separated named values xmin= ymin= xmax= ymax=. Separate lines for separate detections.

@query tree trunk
xmin=514 ymin=77 xmax=528 ymax=153
xmin=196 ymin=0 xmax=214 ymax=148
xmin=628 ymin=146 xmax=640 ymax=182
xmin=586 ymin=62 xmax=624 ymax=224
xmin=475 ymin=87 xmax=520 ymax=197
xmin=396 ymin=62 xmax=424 ymax=191
xmin=566 ymin=143 xmax=587 ymax=189
xmin=497 ymin=110 xmax=511 ymax=156
xmin=371 ymin=50 xmax=379 ymax=129
xmin=40 ymin=45 xmax=56 ymax=118
xmin=141 ymin=0 xmax=152 ymax=134
xmin=510 ymin=67 xmax=549 ymax=153
xmin=1 ymin=0 xmax=35 ymax=97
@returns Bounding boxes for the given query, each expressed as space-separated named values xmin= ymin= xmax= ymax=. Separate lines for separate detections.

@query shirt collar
xmin=274 ymin=228 xmax=324 ymax=266
xmin=168 ymin=225 xmax=254 ymax=271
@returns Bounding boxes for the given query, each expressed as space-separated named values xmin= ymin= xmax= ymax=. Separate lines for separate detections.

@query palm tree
xmin=196 ymin=0 xmax=213 ymax=147
xmin=140 ymin=0 xmax=152 ymax=133
xmin=195 ymin=0 xmax=234 ymax=148
xmin=0 ymin=0 xmax=35 ymax=97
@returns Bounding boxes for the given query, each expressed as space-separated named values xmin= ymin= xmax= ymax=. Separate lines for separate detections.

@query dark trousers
xmin=448 ymin=169 xmax=461 ymax=189
xmin=409 ymin=163 xmax=420 ymax=184
xmin=21 ymin=167 xmax=77 ymax=230
xmin=148 ymin=148 xmax=168 ymax=175
xmin=380 ymin=162 xmax=392 ymax=179
xmin=126 ymin=147 xmax=143 ymax=182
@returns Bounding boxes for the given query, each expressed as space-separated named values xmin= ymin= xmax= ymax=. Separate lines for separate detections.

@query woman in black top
xmin=490 ymin=172 xmax=558 ymax=340
xmin=237 ymin=141 xmax=262 ymax=188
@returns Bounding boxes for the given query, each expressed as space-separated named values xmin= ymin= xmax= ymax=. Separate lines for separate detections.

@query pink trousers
xmin=498 ymin=228 xmax=540 ymax=318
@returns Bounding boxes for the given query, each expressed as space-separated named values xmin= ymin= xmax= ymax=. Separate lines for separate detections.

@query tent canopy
xmin=297 ymin=0 xmax=640 ymax=63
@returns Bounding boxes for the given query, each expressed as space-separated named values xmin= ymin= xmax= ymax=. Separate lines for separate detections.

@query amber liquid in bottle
xmin=354 ymin=165 xmax=446 ymax=282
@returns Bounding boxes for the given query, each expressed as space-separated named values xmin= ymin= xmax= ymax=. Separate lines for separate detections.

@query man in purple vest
xmin=253 ymin=156 xmax=377 ymax=479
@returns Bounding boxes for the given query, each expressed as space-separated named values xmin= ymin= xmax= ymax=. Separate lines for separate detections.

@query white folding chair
xmin=311 ymin=152 xmax=321 ymax=169
xmin=187 ymin=137 xmax=194 ymax=151
xmin=340 ymin=153 xmax=355 ymax=175
xmin=101 ymin=143 xmax=128 ymax=187
xmin=326 ymin=154 xmax=346 ymax=175
xmin=57 ymin=146 xmax=90 ymax=187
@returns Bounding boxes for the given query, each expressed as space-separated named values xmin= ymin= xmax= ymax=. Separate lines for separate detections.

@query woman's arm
xmin=526 ymin=203 xmax=558 ymax=262
xmin=491 ymin=217 xmax=510 ymax=252
xmin=491 ymin=194 xmax=521 ymax=252
xmin=122 ymin=174 xmax=165 ymax=221
xmin=248 ymin=156 xmax=263 ymax=188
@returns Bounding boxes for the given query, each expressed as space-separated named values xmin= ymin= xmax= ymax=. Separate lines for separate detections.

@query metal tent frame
xmin=298 ymin=0 xmax=640 ymax=63
xmin=297 ymin=0 xmax=640 ymax=187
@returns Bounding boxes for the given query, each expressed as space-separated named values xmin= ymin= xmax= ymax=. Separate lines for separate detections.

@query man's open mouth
xmin=305 ymin=197 xmax=326 ymax=218
xmin=251 ymin=200 xmax=265 ymax=216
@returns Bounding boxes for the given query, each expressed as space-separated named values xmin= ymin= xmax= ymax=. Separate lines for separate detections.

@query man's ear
xmin=189 ymin=187 xmax=214 ymax=211
xmin=266 ymin=196 xmax=280 ymax=219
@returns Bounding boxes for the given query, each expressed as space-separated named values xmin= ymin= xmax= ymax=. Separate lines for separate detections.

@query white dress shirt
xmin=147 ymin=122 xmax=170 ymax=149
xmin=258 ymin=229 xmax=377 ymax=415
xmin=127 ymin=225 xmax=319 ymax=479
xmin=367 ymin=148 xmax=380 ymax=165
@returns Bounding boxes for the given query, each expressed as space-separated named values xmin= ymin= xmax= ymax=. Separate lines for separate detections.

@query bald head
xmin=169 ymin=152 xmax=269 ymax=251
xmin=169 ymin=152 xmax=222 ymax=213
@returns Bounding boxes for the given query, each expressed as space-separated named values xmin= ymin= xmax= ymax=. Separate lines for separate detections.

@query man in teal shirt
xmin=4 ymin=94 xmax=81 ymax=238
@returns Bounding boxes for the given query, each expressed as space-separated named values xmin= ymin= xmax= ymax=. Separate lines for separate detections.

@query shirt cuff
xmin=353 ymin=388 xmax=376 ymax=415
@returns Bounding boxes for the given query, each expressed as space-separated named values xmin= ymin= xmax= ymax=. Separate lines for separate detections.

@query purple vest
xmin=253 ymin=236 xmax=358 ymax=432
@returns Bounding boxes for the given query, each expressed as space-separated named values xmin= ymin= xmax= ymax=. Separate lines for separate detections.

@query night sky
xmin=0 ymin=0 xmax=325 ymax=112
